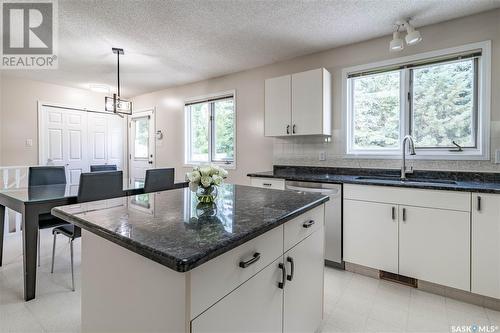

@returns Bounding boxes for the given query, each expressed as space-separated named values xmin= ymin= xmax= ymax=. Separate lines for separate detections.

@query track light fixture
xmin=389 ymin=19 xmax=422 ymax=52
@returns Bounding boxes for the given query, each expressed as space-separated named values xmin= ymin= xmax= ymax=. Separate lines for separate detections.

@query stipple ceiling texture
xmin=3 ymin=0 xmax=500 ymax=97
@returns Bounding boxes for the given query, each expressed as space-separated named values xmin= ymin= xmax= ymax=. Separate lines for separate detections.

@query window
xmin=133 ymin=117 xmax=150 ymax=159
xmin=185 ymin=92 xmax=236 ymax=166
xmin=345 ymin=42 xmax=490 ymax=160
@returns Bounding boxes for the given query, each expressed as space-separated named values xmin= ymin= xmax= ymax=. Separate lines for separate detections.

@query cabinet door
xmin=343 ymin=199 xmax=398 ymax=273
xmin=472 ymin=194 xmax=500 ymax=298
xmin=291 ymin=68 xmax=329 ymax=136
xmin=284 ymin=228 xmax=324 ymax=333
xmin=191 ymin=258 xmax=283 ymax=333
xmin=399 ymin=206 xmax=470 ymax=291
xmin=265 ymin=75 xmax=291 ymax=136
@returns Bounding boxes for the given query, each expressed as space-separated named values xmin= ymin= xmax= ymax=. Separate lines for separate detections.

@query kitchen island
xmin=52 ymin=184 xmax=328 ymax=333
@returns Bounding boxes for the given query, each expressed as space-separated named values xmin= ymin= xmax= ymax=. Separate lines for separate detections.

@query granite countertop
xmin=51 ymin=184 xmax=328 ymax=272
xmin=248 ymin=166 xmax=500 ymax=194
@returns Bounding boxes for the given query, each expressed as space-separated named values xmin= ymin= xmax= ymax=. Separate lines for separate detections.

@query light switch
xmin=25 ymin=139 xmax=33 ymax=147
xmin=495 ymin=149 xmax=500 ymax=164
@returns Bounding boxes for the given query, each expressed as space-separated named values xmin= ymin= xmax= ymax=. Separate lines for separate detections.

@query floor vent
xmin=379 ymin=271 xmax=418 ymax=288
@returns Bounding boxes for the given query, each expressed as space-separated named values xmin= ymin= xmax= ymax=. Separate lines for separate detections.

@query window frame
xmin=343 ymin=41 xmax=491 ymax=160
xmin=184 ymin=90 xmax=237 ymax=168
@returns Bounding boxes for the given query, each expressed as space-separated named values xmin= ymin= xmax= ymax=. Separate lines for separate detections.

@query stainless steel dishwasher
xmin=285 ymin=181 xmax=344 ymax=269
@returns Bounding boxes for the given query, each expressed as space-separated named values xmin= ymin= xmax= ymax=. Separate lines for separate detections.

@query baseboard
xmin=325 ymin=259 xmax=345 ymax=270
xmin=343 ymin=261 xmax=500 ymax=311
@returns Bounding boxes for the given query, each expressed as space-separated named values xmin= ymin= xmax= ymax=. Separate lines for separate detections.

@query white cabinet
xmin=343 ymin=199 xmax=398 ymax=274
xmin=472 ymin=193 xmax=500 ymax=298
xmin=399 ymin=206 xmax=470 ymax=291
xmin=191 ymin=258 xmax=283 ymax=333
xmin=291 ymin=68 xmax=331 ymax=136
xmin=265 ymin=75 xmax=291 ymax=136
xmin=283 ymin=229 xmax=325 ymax=333
xmin=265 ymin=68 xmax=331 ymax=137
xmin=250 ymin=177 xmax=285 ymax=190
xmin=343 ymin=184 xmax=471 ymax=291
xmin=191 ymin=207 xmax=325 ymax=333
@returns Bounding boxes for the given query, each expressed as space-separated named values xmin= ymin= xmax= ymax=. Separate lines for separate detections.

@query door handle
xmin=392 ymin=207 xmax=396 ymax=220
xmin=292 ymin=124 xmax=296 ymax=134
xmin=286 ymin=256 xmax=294 ymax=281
xmin=402 ymin=208 xmax=407 ymax=222
xmin=148 ymin=161 xmax=153 ymax=165
xmin=302 ymin=220 xmax=315 ymax=228
xmin=239 ymin=253 xmax=260 ymax=268
xmin=278 ymin=262 xmax=286 ymax=289
xmin=286 ymin=125 xmax=290 ymax=135
xmin=477 ymin=196 xmax=482 ymax=211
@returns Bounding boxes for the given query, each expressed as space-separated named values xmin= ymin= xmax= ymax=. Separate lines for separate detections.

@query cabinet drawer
xmin=250 ymin=177 xmax=285 ymax=190
xmin=284 ymin=205 xmax=324 ymax=252
xmin=344 ymin=184 xmax=471 ymax=212
xmin=190 ymin=225 xmax=283 ymax=319
xmin=191 ymin=258 xmax=283 ymax=333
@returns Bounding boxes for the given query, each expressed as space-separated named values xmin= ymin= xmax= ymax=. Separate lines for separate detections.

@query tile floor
xmin=1 ymin=229 xmax=499 ymax=333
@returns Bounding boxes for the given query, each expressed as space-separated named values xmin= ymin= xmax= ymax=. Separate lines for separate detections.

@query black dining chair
xmin=143 ymin=168 xmax=175 ymax=193
xmin=28 ymin=166 xmax=69 ymax=267
xmin=51 ymin=171 xmax=124 ymax=291
xmin=90 ymin=164 xmax=117 ymax=172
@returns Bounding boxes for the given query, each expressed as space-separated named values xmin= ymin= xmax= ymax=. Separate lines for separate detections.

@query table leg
xmin=0 ymin=205 xmax=5 ymax=267
xmin=22 ymin=207 xmax=38 ymax=301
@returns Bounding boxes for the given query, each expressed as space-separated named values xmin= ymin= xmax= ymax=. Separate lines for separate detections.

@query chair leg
xmin=70 ymin=239 xmax=75 ymax=292
xmin=38 ymin=230 xmax=40 ymax=267
xmin=51 ymin=233 xmax=57 ymax=274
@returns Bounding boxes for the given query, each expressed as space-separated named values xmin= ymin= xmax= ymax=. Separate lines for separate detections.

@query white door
xmin=191 ymin=257 xmax=283 ymax=333
xmin=291 ymin=68 xmax=324 ymax=135
xmin=39 ymin=105 xmax=125 ymax=186
xmin=265 ymin=75 xmax=291 ymax=136
xmin=399 ymin=205 xmax=470 ymax=291
xmin=40 ymin=106 xmax=88 ymax=185
xmin=283 ymin=228 xmax=324 ymax=333
xmin=472 ymin=193 xmax=500 ymax=298
xmin=343 ymin=199 xmax=399 ymax=274
xmin=128 ymin=110 xmax=155 ymax=187
xmin=88 ymin=113 xmax=124 ymax=170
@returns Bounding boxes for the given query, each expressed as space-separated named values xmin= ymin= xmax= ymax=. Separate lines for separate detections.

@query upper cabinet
xmin=265 ymin=68 xmax=331 ymax=137
xmin=265 ymin=75 xmax=291 ymax=136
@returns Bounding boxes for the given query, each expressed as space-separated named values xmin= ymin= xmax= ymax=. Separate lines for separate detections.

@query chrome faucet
xmin=401 ymin=135 xmax=416 ymax=180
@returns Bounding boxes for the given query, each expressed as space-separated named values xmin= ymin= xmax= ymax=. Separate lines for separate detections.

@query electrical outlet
xmin=25 ymin=139 xmax=33 ymax=148
xmin=319 ymin=151 xmax=326 ymax=161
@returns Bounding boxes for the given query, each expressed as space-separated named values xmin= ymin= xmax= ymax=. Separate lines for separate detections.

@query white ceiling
xmin=3 ymin=0 xmax=500 ymax=97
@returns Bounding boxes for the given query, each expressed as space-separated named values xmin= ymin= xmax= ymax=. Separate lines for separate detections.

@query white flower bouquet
xmin=186 ymin=165 xmax=228 ymax=203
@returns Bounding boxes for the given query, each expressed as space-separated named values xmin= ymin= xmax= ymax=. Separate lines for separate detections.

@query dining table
xmin=0 ymin=181 xmax=188 ymax=301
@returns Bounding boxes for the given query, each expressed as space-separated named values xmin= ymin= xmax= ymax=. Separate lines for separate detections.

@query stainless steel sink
xmin=355 ymin=176 xmax=457 ymax=185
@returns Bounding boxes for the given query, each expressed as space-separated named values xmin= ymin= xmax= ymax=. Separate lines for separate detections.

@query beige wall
xmin=0 ymin=77 xmax=107 ymax=166
xmin=134 ymin=9 xmax=500 ymax=184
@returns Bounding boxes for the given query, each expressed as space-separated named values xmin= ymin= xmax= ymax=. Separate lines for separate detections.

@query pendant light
xmin=105 ymin=47 xmax=132 ymax=115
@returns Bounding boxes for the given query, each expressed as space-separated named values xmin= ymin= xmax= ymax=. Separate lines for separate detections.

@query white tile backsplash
xmin=273 ymin=123 xmax=500 ymax=172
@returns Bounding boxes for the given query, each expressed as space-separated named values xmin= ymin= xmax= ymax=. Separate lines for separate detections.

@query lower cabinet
xmin=191 ymin=257 xmax=283 ymax=333
xmin=343 ymin=199 xmax=398 ymax=274
xmin=191 ymin=228 xmax=325 ymax=333
xmin=399 ymin=205 xmax=470 ymax=291
xmin=284 ymin=228 xmax=324 ymax=333
xmin=472 ymin=193 xmax=500 ymax=299
xmin=343 ymin=185 xmax=472 ymax=292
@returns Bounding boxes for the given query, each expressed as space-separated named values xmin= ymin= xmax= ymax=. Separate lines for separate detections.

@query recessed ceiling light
xmin=89 ymin=84 xmax=110 ymax=94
